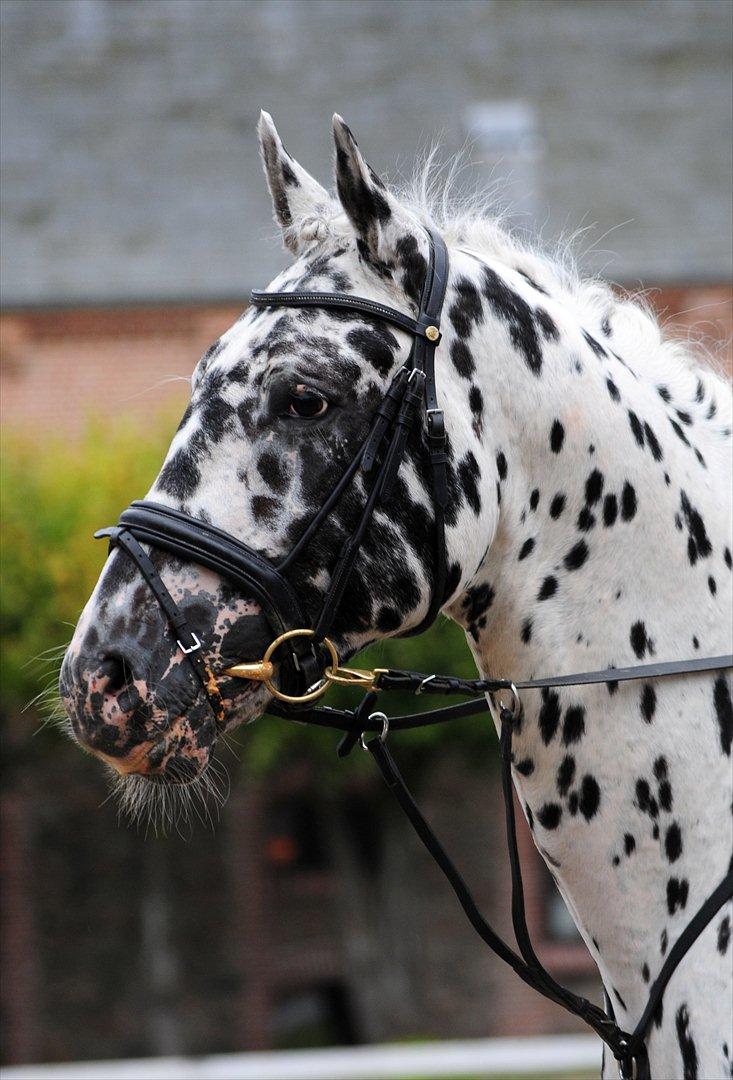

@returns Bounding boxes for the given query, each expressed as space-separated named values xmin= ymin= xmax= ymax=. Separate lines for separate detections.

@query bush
xmin=1 ymin=415 xmax=493 ymax=777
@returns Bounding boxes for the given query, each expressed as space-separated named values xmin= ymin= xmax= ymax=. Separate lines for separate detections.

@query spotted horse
xmin=60 ymin=113 xmax=733 ymax=1079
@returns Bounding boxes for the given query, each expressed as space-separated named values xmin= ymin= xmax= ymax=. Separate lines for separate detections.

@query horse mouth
xmin=92 ymin=728 xmax=214 ymax=784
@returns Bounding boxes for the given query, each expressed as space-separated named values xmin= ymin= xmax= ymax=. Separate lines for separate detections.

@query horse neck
xmin=443 ymin=248 xmax=733 ymax=1073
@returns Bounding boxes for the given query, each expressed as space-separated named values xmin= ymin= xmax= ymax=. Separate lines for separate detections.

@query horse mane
xmin=396 ymin=156 xmax=731 ymax=406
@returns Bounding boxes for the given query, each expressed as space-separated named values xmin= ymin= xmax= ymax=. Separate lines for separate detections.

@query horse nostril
xmin=97 ymin=653 xmax=134 ymax=696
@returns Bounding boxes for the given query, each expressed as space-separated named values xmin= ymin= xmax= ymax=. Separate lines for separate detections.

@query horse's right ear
xmin=257 ymin=111 xmax=333 ymax=254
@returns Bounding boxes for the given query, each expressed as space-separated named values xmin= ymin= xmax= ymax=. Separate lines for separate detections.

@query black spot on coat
xmin=714 ymin=675 xmax=732 ymax=756
xmin=564 ymin=540 xmax=589 ymax=570
xmin=448 ymin=277 xmax=484 ymax=338
xmin=665 ymin=823 xmax=683 ymax=862
xmin=538 ymin=576 xmax=558 ymax=601
xmin=518 ymin=538 xmax=535 ymax=561
xmin=539 ymin=688 xmax=561 ymax=745
xmin=579 ymin=775 xmax=600 ymax=820
xmin=457 ymin=452 xmax=481 ymax=514
xmin=667 ymin=877 xmax=689 ymax=915
xmin=644 ymin=422 xmax=664 ymax=461
xmin=630 ymin=621 xmax=654 ymax=659
xmin=556 ymin=755 xmax=576 ymax=796
xmin=606 ymin=377 xmax=621 ymax=402
xmin=563 ymin=706 xmax=586 ymax=745
xmin=585 ymin=469 xmax=604 ymax=505
xmin=603 ymin=494 xmax=618 ymax=527
xmin=537 ymin=803 xmax=562 ymax=829
xmin=628 ymin=410 xmax=645 ymax=447
xmin=640 ymin=684 xmax=656 ymax=723
xmin=481 ymin=266 xmax=545 ymax=375
xmin=621 ymin=482 xmax=637 ymax=521
xmin=680 ymin=491 xmax=712 ymax=565
xmin=450 ymin=340 xmax=475 ymax=378
xmin=675 ymin=1004 xmax=698 ymax=1080
xmin=550 ymin=420 xmax=565 ymax=453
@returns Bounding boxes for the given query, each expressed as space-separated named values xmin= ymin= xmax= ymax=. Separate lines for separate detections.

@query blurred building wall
xmin=2 ymin=0 xmax=732 ymax=307
xmin=1 ymin=738 xmax=599 ymax=1065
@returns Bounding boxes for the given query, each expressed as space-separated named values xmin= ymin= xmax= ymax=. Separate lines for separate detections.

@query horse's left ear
xmin=332 ymin=114 xmax=429 ymax=302
xmin=258 ymin=111 xmax=334 ymax=254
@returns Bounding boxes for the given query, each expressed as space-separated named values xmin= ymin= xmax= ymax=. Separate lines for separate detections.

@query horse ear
xmin=332 ymin=114 xmax=428 ymax=300
xmin=258 ymin=111 xmax=332 ymax=254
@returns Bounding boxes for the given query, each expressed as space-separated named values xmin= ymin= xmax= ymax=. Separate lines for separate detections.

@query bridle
xmin=96 ymin=225 xmax=732 ymax=1080
xmin=97 ymin=225 xmax=449 ymax=712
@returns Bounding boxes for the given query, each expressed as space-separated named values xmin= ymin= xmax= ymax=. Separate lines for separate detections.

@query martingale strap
xmin=361 ymin=716 xmax=733 ymax=1078
xmin=264 ymin=652 xmax=733 ymax=1078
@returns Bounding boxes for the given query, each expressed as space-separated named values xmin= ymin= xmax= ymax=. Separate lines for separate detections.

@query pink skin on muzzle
xmin=60 ymin=554 xmax=271 ymax=782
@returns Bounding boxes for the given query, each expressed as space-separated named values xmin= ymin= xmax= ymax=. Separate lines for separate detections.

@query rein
xmin=266 ymin=655 xmax=733 ymax=1080
xmin=95 ymin=224 xmax=733 ymax=1080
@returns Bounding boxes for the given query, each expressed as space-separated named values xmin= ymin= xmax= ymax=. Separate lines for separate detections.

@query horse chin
xmin=95 ymin=724 xmax=215 ymax=784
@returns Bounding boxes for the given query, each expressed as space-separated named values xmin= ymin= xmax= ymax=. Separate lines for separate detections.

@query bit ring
xmin=264 ymin=629 xmax=339 ymax=705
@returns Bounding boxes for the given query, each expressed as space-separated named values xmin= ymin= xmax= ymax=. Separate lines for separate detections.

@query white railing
xmin=0 ymin=1035 xmax=601 ymax=1079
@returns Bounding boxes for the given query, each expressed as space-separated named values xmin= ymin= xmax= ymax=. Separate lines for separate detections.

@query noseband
xmin=95 ymin=224 xmax=732 ymax=1080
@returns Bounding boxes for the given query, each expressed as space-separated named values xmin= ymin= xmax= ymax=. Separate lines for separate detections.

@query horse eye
xmin=286 ymin=385 xmax=329 ymax=419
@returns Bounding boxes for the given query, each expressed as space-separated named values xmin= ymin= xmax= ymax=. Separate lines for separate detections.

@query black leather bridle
xmin=96 ymin=224 xmax=732 ymax=1079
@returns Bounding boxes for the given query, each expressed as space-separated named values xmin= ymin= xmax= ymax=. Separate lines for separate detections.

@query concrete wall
xmin=1 ymin=0 xmax=731 ymax=306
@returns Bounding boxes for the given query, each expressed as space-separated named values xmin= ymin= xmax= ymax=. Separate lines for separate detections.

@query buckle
xmin=426 ymin=408 xmax=445 ymax=443
xmin=177 ymin=632 xmax=202 ymax=655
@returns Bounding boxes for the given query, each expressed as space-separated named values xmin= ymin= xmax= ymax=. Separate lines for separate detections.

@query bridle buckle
xmin=177 ymin=632 xmax=202 ymax=655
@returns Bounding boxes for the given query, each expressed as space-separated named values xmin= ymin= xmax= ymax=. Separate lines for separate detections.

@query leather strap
xmin=250 ymin=290 xmax=428 ymax=340
xmin=362 ymin=709 xmax=733 ymax=1075
xmin=265 ymin=654 xmax=733 ymax=732
xmin=625 ymin=861 xmax=733 ymax=1060
xmin=251 ymin=226 xmax=451 ymax=643
xmin=375 ymin=653 xmax=733 ymax=696
xmin=97 ymin=503 xmax=325 ymax=697
xmin=111 ymin=528 xmax=225 ymax=725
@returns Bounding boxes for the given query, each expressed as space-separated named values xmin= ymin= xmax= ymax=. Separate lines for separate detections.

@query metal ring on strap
xmin=360 ymin=711 xmax=389 ymax=751
xmin=487 ymin=681 xmax=522 ymax=726
xmin=262 ymin=629 xmax=338 ymax=705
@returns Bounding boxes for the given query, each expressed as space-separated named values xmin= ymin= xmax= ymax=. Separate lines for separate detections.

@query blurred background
xmin=1 ymin=0 xmax=731 ymax=1074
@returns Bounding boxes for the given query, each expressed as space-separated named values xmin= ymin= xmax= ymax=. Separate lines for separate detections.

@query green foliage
xmin=1 ymin=414 xmax=495 ymax=776
xmin=1 ymin=415 xmax=176 ymax=713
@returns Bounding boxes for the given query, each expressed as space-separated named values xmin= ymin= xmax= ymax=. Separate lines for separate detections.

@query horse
xmin=60 ymin=112 xmax=732 ymax=1078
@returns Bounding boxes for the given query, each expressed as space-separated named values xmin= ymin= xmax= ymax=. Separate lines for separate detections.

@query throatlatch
xmin=95 ymin=219 xmax=733 ymax=1080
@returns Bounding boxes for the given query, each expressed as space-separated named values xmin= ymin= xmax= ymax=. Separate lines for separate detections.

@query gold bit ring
xmin=262 ymin=629 xmax=339 ymax=705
